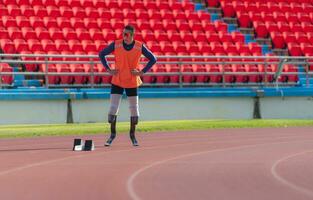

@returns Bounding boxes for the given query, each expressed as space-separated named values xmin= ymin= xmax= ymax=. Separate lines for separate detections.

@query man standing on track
xmin=99 ymin=25 xmax=157 ymax=146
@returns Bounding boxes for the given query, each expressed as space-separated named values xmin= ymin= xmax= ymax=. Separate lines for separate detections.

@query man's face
xmin=123 ymin=30 xmax=134 ymax=44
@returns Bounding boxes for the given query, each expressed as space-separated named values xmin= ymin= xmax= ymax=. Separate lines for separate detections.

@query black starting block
xmin=73 ymin=138 xmax=84 ymax=151
xmin=84 ymin=140 xmax=95 ymax=151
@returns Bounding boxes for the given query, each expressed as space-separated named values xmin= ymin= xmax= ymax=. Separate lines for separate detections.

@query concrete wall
xmin=1 ymin=96 xmax=312 ymax=124
xmin=0 ymin=100 xmax=67 ymax=124
xmin=71 ymin=97 xmax=254 ymax=123
xmin=260 ymin=96 xmax=313 ymax=119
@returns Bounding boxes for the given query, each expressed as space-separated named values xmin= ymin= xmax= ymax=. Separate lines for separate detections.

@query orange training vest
xmin=112 ymin=39 xmax=143 ymax=88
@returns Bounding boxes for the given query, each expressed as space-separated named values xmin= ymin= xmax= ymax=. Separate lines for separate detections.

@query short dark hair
xmin=124 ymin=25 xmax=135 ymax=34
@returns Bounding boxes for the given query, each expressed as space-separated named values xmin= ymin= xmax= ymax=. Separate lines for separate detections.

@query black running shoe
xmin=105 ymin=137 xmax=114 ymax=146
xmin=131 ymin=138 xmax=139 ymax=146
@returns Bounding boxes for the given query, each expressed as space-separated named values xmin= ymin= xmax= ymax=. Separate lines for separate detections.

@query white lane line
xmin=271 ymin=150 xmax=313 ymax=198
xmin=127 ymin=140 xmax=313 ymax=200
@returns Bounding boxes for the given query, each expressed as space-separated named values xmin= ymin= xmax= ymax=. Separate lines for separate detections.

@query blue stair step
xmin=14 ymin=80 xmax=42 ymax=87
xmin=194 ymin=3 xmax=204 ymax=11
xmin=210 ymin=13 xmax=220 ymax=22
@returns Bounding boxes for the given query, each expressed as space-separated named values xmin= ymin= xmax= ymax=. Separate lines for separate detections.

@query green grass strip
xmin=0 ymin=119 xmax=313 ymax=139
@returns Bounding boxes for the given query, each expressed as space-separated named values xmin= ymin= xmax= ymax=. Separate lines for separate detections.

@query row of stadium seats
xmin=0 ymin=63 xmax=13 ymax=84
xmin=0 ymin=62 xmax=298 ymax=86
xmin=0 ymin=6 xmax=197 ymax=19
xmin=214 ymin=0 xmax=313 ymax=57
xmin=21 ymin=63 xmax=298 ymax=85
xmin=221 ymin=1 xmax=313 ymax=19
xmin=1 ymin=0 xmax=194 ymax=10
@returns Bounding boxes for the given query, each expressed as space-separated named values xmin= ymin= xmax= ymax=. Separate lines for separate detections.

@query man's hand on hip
xmin=131 ymin=69 xmax=144 ymax=76
xmin=108 ymin=69 xmax=119 ymax=75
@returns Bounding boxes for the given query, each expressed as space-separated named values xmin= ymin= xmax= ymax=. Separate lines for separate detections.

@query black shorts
xmin=111 ymin=84 xmax=138 ymax=96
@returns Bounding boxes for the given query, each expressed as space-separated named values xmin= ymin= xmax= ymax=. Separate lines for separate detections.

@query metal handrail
xmin=1 ymin=54 xmax=312 ymax=88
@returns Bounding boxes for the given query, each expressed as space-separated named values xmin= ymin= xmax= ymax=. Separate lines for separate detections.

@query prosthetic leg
xmin=105 ymin=114 xmax=117 ymax=146
xmin=105 ymin=94 xmax=121 ymax=146
xmin=128 ymin=96 xmax=139 ymax=146
xmin=130 ymin=116 xmax=139 ymax=146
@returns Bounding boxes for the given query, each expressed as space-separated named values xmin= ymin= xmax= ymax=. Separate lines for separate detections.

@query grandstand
xmin=0 ymin=0 xmax=312 ymax=88
xmin=0 ymin=0 xmax=313 ymax=124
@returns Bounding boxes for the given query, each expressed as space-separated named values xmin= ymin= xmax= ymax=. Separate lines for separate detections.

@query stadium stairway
xmin=201 ymin=0 xmax=313 ymax=87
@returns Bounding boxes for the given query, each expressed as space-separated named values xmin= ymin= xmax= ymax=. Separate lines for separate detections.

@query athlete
xmin=99 ymin=25 xmax=157 ymax=146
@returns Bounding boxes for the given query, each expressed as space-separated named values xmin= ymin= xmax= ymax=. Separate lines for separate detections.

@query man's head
xmin=123 ymin=25 xmax=135 ymax=44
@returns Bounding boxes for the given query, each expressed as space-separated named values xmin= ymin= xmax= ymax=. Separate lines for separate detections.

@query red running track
xmin=0 ymin=127 xmax=313 ymax=200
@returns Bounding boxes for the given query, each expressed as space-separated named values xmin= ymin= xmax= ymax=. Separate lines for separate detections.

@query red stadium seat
xmin=286 ymin=13 xmax=299 ymax=24
xmin=192 ymin=31 xmax=207 ymax=42
xmin=16 ymin=16 xmax=31 ymax=27
xmin=248 ymin=42 xmax=262 ymax=54
xmin=83 ymin=64 xmax=101 ymax=84
xmin=7 ymin=4 xmax=21 ymax=16
xmin=273 ymin=12 xmax=287 ymax=22
xmin=70 ymin=18 xmax=85 ymax=29
xmin=8 ymin=27 xmax=23 ymax=39
xmin=34 ymin=5 xmax=48 ymax=17
xmin=300 ymin=43 xmax=313 ymax=55
xmin=47 ymin=5 xmax=61 ymax=17
xmin=178 ymin=30 xmax=192 ymax=42
xmin=62 ymin=28 xmax=78 ymax=40
xmin=76 ymin=28 xmax=92 ymax=41
xmin=154 ymin=65 xmax=169 ymax=84
xmin=14 ymin=39 xmax=29 ymax=52
xmin=176 ymin=20 xmax=190 ymax=31
xmin=295 ymin=32 xmax=309 ymax=44
xmin=73 ymin=6 xmax=86 ymax=18
xmin=20 ymin=5 xmax=35 ymax=17
xmin=253 ymin=21 xmax=268 ymax=38
xmin=248 ymin=64 xmax=262 ymax=83
xmin=214 ymin=21 xmax=228 ymax=32
xmin=68 ymin=40 xmax=84 ymax=52
xmin=48 ymin=27 xmax=65 ymax=40
xmin=131 ymin=1 xmax=145 ymax=9
xmin=235 ymin=43 xmax=250 ymax=54
xmin=57 ymin=64 xmax=74 ymax=85
xmin=283 ymin=32 xmax=297 ymax=44
xmin=224 ymin=42 xmax=238 ymax=54
xmin=0 ymin=27 xmax=9 ymax=40
xmin=219 ymin=32 xmax=233 ymax=43
xmin=89 ymin=28 xmax=103 ymax=41
xmin=265 ymin=21 xmax=279 ymax=33
xmin=0 ymin=64 xmax=13 ymax=85
xmin=289 ymin=23 xmax=303 ymax=33
xmin=2 ymin=16 xmax=17 ymax=27
xmin=55 ymin=39 xmax=70 ymax=51
xmin=194 ymin=64 xmax=209 ymax=83
xmin=270 ymin=32 xmax=285 ymax=49
xmin=85 ymin=7 xmax=99 ymax=18
xmin=182 ymin=64 xmax=195 ymax=83
xmin=277 ymin=21 xmax=290 ymax=33
xmin=206 ymin=32 xmax=219 ymax=43
xmin=221 ymin=1 xmax=236 ymax=18
xmin=28 ymin=39 xmax=43 ymax=52
xmin=232 ymin=64 xmax=248 ymax=83
xmin=287 ymin=43 xmax=303 ymax=56
xmin=80 ymin=0 xmax=93 ymax=7
xmin=207 ymin=64 xmax=222 ymax=83
xmin=167 ymin=64 xmax=180 ymax=84
xmin=237 ymin=12 xmax=251 ymax=28
xmin=231 ymin=31 xmax=245 ymax=44
xmin=82 ymin=40 xmax=97 ymax=52
xmin=56 ymin=17 xmax=72 ymax=28
xmin=70 ymin=64 xmax=87 ymax=84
